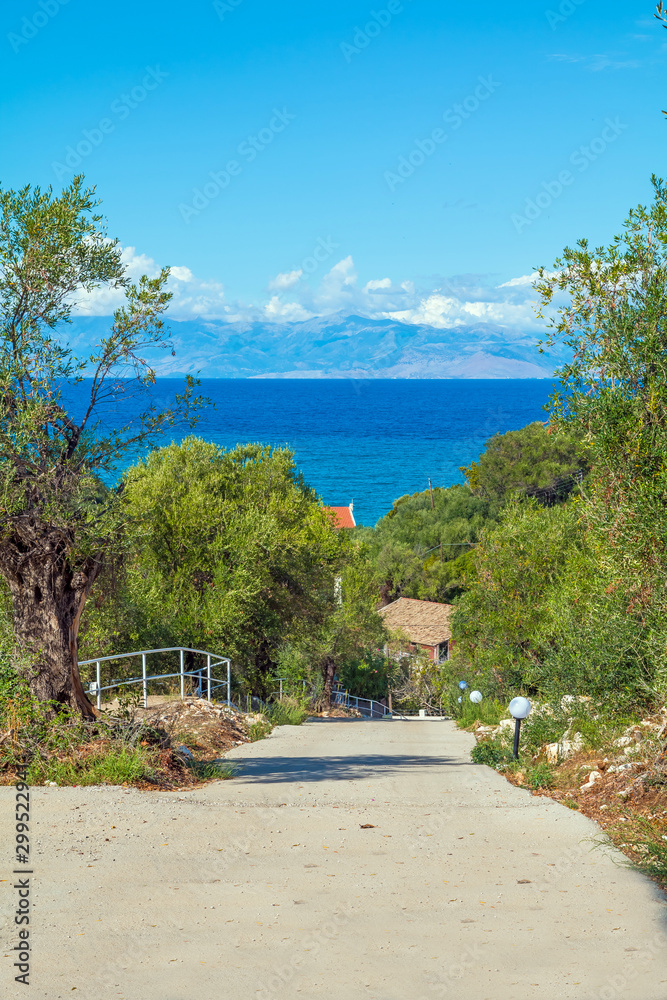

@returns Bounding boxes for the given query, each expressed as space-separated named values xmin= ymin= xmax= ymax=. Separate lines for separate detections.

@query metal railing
xmin=78 ymin=647 xmax=231 ymax=711
xmin=331 ymin=685 xmax=391 ymax=719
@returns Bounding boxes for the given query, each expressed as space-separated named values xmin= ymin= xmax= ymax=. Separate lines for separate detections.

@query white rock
xmin=498 ymin=719 xmax=515 ymax=731
xmin=559 ymin=734 xmax=584 ymax=759
xmin=579 ymin=769 xmax=602 ymax=793
xmin=614 ymin=736 xmax=632 ymax=748
xmin=545 ymin=742 xmax=559 ymax=764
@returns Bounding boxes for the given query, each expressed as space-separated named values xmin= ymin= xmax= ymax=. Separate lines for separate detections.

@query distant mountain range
xmin=62 ymin=313 xmax=567 ymax=379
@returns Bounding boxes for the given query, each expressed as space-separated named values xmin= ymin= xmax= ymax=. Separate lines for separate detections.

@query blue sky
xmin=1 ymin=0 xmax=666 ymax=329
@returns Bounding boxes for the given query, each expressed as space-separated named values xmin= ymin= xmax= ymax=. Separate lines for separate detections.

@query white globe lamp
xmin=508 ymin=697 xmax=532 ymax=757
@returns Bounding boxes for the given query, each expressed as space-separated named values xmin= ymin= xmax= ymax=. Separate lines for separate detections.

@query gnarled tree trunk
xmin=322 ymin=655 xmax=336 ymax=707
xmin=0 ymin=525 xmax=99 ymax=719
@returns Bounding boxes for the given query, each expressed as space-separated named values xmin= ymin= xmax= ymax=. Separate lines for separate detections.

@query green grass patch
xmin=26 ymin=745 xmax=156 ymax=786
xmin=457 ymin=698 xmax=506 ymax=728
xmin=267 ymin=698 xmax=309 ymax=726
xmin=612 ymin=818 xmax=667 ymax=884
xmin=186 ymin=760 xmax=238 ymax=781
xmin=247 ymin=719 xmax=273 ymax=742
xmin=525 ymin=761 xmax=555 ymax=790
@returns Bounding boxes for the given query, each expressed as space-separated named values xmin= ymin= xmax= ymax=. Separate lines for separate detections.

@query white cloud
xmin=170 ymin=266 xmax=194 ymax=282
xmin=498 ymin=273 xmax=537 ymax=288
xmin=268 ymin=269 xmax=303 ymax=291
xmin=72 ymin=247 xmax=230 ymax=320
xmin=364 ymin=278 xmax=392 ymax=292
xmin=69 ymin=244 xmax=548 ymax=333
xmin=548 ymin=51 xmax=641 ymax=71
xmin=263 ymin=296 xmax=313 ymax=322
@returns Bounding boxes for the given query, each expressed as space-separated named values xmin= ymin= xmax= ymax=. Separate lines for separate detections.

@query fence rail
xmin=331 ymin=685 xmax=391 ymax=719
xmin=78 ymin=647 xmax=231 ymax=710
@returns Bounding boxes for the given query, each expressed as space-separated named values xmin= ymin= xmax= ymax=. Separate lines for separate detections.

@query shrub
xmin=526 ymin=762 xmax=555 ymax=789
xmin=458 ymin=698 xmax=505 ymax=728
xmin=471 ymin=738 xmax=509 ymax=767
xmin=267 ymin=698 xmax=309 ymax=726
xmin=247 ymin=719 xmax=272 ymax=742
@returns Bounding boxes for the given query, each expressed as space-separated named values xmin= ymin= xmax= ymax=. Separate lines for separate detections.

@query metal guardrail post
xmin=180 ymin=649 xmax=184 ymax=699
xmin=279 ymin=678 xmax=283 ymax=700
xmin=207 ymin=654 xmax=211 ymax=701
xmin=142 ymin=653 xmax=147 ymax=708
xmin=96 ymin=661 xmax=101 ymax=711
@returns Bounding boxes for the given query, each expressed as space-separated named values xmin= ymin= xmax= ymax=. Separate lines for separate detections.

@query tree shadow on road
xmin=231 ymin=752 xmax=471 ymax=783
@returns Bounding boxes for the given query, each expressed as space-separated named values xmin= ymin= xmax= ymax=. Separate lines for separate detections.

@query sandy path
xmin=1 ymin=717 xmax=666 ymax=999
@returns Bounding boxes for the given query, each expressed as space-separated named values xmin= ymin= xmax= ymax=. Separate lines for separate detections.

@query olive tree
xmin=0 ymin=176 xmax=202 ymax=717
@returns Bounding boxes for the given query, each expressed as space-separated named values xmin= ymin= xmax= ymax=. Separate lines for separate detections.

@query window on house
xmin=437 ymin=641 xmax=449 ymax=663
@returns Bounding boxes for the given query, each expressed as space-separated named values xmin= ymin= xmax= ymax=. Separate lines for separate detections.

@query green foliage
xmin=457 ymin=698 xmax=505 ymax=727
xmin=525 ymin=761 xmax=556 ymax=789
xmin=461 ymin=422 xmax=588 ymax=504
xmin=470 ymin=739 xmax=509 ymax=767
xmin=519 ymin=709 xmax=570 ymax=750
xmin=362 ymin=484 xmax=490 ymax=603
xmin=182 ymin=759 xmax=237 ymax=781
xmin=267 ymin=698 xmax=309 ymax=726
xmin=611 ymin=816 xmax=667 ymax=884
xmin=338 ymin=651 xmax=388 ymax=701
xmin=451 ymin=491 xmax=663 ymax=705
xmin=0 ymin=176 xmax=207 ymax=713
xmin=26 ymin=746 xmax=156 ymax=787
xmin=247 ymin=719 xmax=273 ymax=742
xmin=98 ymin=437 xmax=348 ymax=693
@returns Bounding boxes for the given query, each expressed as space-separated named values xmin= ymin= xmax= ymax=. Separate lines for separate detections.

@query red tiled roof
xmin=324 ymin=505 xmax=356 ymax=529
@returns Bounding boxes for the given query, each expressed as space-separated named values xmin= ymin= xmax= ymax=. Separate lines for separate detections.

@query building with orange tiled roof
xmin=379 ymin=597 xmax=453 ymax=663
xmin=324 ymin=504 xmax=356 ymax=529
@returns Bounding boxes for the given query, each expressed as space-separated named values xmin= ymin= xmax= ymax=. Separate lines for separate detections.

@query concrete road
xmin=1 ymin=718 xmax=666 ymax=1000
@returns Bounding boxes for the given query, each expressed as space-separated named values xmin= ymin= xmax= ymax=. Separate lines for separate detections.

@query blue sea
xmin=66 ymin=379 xmax=555 ymax=526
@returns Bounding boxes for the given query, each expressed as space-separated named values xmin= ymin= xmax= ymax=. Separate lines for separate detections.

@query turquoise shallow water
xmin=65 ymin=378 xmax=555 ymax=526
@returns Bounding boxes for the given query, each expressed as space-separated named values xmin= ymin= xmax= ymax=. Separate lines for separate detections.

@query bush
xmin=471 ymin=738 xmax=510 ymax=767
xmin=338 ymin=652 xmax=388 ymax=701
xmin=247 ymin=719 xmax=272 ymax=742
xmin=267 ymin=698 xmax=309 ymax=726
xmin=526 ymin=762 xmax=555 ymax=789
xmin=457 ymin=698 xmax=505 ymax=728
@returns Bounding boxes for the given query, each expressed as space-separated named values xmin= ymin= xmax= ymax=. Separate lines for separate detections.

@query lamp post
xmin=457 ymin=680 xmax=467 ymax=710
xmin=508 ymin=697 xmax=531 ymax=759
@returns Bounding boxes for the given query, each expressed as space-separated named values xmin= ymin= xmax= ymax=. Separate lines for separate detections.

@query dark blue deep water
xmin=65 ymin=379 xmax=555 ymax=526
